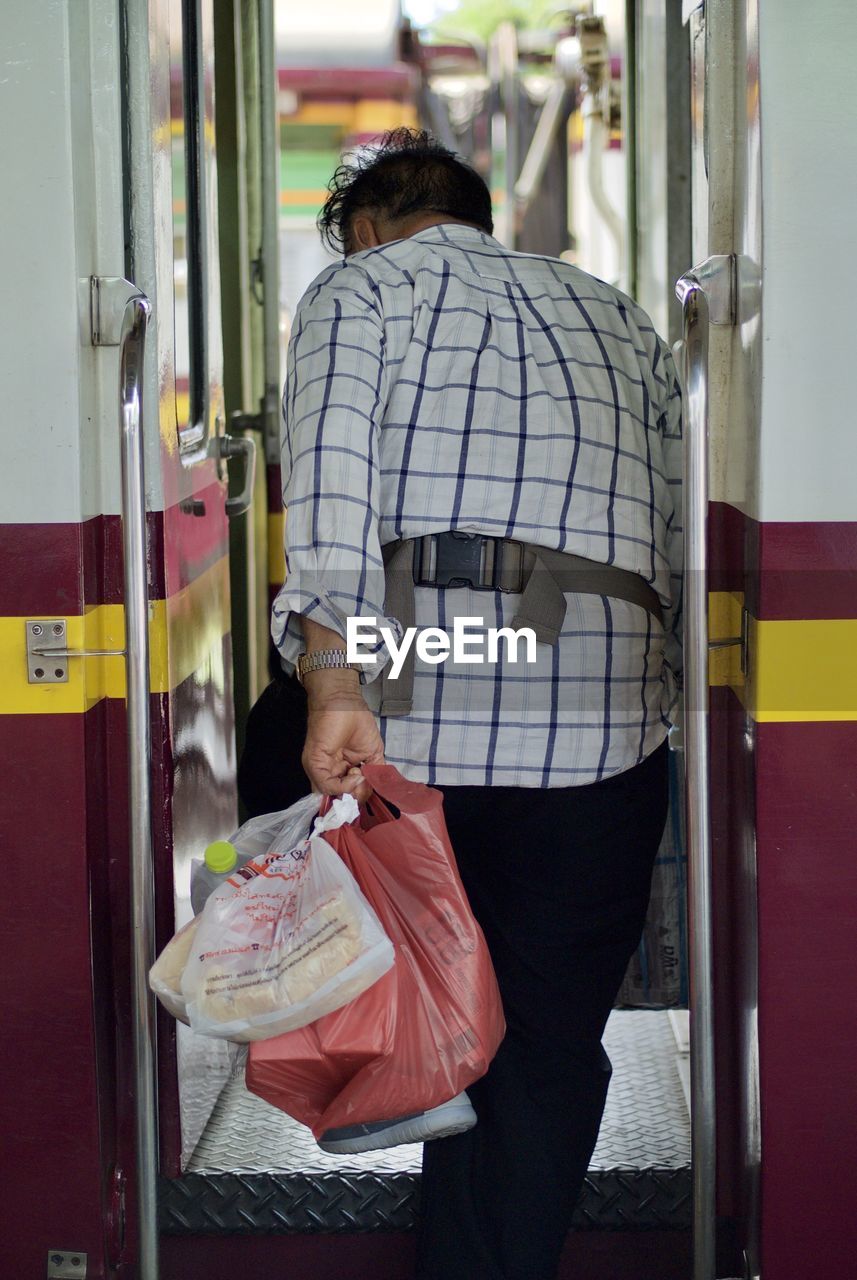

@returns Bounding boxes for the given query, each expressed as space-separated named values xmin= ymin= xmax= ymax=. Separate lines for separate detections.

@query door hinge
xmin=47 ymin=1252 xmax=87 ymax=1279
xmin=26 ymin=619 xmax=125 ymax=683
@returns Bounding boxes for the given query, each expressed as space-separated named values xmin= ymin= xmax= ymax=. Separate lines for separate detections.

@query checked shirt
xmin=272 ymin=224 xmax=683 ymax=788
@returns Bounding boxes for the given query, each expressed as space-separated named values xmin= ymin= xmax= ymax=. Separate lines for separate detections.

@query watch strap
xmin=296 ymin=649 xmax=362 ymax=684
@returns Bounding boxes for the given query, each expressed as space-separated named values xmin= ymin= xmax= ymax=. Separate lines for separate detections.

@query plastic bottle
xmin=190 ymin=840 xmax=241 ymax=914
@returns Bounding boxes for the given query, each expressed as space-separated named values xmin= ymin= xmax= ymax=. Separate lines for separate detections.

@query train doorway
xmin=166 ymin=5 xmax=698 ymax=1277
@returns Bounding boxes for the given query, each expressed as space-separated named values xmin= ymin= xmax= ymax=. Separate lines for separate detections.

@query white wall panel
xmin=69 ymin=0 xmax=129 ymax=521
xmin=757 ymin=0 xmax=857 ymax=521
xmin=1 ymin=3 xmax=84 ymax=523
xmin=0 ymin=2 xmax=127 ymax=525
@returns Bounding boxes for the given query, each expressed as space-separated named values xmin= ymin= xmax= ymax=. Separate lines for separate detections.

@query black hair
xmin=318 ymin=127 xmax=494 ymax=253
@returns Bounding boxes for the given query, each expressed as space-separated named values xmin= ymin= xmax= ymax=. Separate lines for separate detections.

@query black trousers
xmin=416 ymin=742 xmax=670 ymax=1280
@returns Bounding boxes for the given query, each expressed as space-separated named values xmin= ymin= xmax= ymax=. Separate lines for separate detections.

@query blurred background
xmin=275 ymin=0 xmax=639 ymax=328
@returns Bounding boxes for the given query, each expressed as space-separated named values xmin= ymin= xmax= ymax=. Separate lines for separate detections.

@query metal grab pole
xmin=675 ymin=255 xmax=734 ymax=1280
xmin=258 ymin=0 xmax=283 ymax=461
xmin=119 ymin=292 xmax=158 ymax=1280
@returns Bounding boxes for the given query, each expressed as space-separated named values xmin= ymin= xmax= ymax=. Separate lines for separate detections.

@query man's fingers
xmin=302 ymin=750 xmax=349 ymax=796
xmin=306 ymin=770 xmax=356 ymax=798
xmin=303 ymin=753 xmax=371 ymax=801
xmin=342 ymin=746 xmax=385 ymax=767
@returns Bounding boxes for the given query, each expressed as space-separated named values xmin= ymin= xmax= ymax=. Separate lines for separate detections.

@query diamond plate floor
xmin=160 ymin=1012 xmax=690 ymax=1233
xmin=187 ymin=1010 xmax=688 ymax=1174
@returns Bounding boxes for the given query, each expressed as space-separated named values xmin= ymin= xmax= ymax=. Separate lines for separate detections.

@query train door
xmin=123 ymin=0 xmax=248 ymax=1175
xmin=156 ymin=15 xmax=698 ymax=1280
xmin=125 ymin=0 xmax=284 ymax=1265
xmin=680 ymin=2 xmax=857 ymax=1278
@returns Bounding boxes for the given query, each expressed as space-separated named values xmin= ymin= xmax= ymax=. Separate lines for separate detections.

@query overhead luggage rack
xmin=159 ymin=1012 xmax=691 ymax=1234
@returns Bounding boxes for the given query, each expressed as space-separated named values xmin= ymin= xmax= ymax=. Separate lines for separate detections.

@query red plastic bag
xmin=246 ymin=765 xmax=505 ymax=1137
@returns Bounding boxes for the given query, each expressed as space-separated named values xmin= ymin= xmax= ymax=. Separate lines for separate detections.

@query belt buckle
xmin=414 ymin=533 xmax=524 ymax=592
xmin=433 ymin=531 xmax=487 ymax=590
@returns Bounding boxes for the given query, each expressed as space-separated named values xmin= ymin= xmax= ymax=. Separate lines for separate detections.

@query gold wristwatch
xmin=295 ymin=649 xmax=362 ymax=685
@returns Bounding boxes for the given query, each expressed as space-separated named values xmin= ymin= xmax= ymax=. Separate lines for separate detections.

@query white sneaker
xmin=317 ymin=1091 xmax=477 ymax=1155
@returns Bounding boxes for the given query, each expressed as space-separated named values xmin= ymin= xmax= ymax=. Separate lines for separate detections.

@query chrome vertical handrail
xmin=258 ymin=0 xmax=283 ymax=461
xmin=675 ymin=254 xmax=734 ymax=1280
xmin=118 ymin=291 xmax=158 ymax=1280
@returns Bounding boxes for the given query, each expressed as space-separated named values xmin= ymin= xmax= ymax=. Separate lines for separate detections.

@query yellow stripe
xmin=8 ymin=571 xmax=853 ymax=721
xmin=0 ymin=606 xmax=124 ymax=714
xmin=709 ymin=590 xmax=857 ymax=721
xmin=708 ymin=590 xmax=745 ymax=691
xmin=268 ymin=511 xmax=286 ymax=587
xmin=750 ymin=617 xmax=857 ymax=721
xmin=1 ymin=557 xmax=231 ymax=715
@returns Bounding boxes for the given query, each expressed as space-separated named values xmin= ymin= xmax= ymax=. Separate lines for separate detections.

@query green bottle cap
xmin=204 ymin=840 xmax=238 ymax=875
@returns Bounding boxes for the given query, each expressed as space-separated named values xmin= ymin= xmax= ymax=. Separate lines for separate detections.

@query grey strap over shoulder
xmin=378 ymin=537 xmax=664 ymax=718
xmin=378 ymin=540 xmax=420 ymax=718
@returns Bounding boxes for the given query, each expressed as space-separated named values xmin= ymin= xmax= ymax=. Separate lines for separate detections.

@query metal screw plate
xmin=47 ymin=1251 xmax=87 ymax=1279
xmin=27 ymin=620 xmax=69 ymax=683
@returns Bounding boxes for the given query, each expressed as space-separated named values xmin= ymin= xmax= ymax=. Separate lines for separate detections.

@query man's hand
xmin=302 ymin=683 xmax=385 ymax=798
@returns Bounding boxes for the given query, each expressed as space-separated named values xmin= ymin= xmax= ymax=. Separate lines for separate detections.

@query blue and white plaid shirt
xmin=272 ymin=224 xmax=682 ymax=788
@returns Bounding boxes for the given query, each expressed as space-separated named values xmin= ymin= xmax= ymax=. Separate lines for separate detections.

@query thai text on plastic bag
xmin=246 ymin=765 xmax=506 ymax=1137
xmin=150 ymin=794 xmax=395 ymax=1042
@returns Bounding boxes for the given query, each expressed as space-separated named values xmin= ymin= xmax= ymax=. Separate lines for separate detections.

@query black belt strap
xmin=379 ymin=535 xmax=664 ymax=717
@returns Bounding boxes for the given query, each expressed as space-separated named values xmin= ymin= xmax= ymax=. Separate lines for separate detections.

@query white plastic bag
xmin=149 ymin=793 xmax=325 ymax=1025
xmin=178 ymin=795 xmax=395 ymax=1042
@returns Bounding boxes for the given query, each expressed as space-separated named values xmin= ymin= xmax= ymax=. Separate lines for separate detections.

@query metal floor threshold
xmin=160 ymin=1011 xmax=691 ymax=1234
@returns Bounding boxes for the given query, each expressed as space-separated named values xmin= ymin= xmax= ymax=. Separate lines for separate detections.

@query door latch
xmin=26 ymin=620 xmax=124 ymax=684
xmin=209 ymin=421 xmax=258 ymax=517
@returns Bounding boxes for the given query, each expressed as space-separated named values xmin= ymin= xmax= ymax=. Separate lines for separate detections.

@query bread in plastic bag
xmin=150 ymin=793 xmax=395 ymax=1042
xmin=149 ymin=916 xmax=199 ymax=1024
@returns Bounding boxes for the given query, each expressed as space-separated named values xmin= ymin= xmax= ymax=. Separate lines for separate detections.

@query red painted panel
xmin=754 ymin=721 xmax=857 ymax=1278
xmin=0 ymin=711 xmax=113 ymax=1277
xmin=757 ymin=520 xmax=857 ymax=619
xmin=0 ymin=484 xmax=228 ymax=613
xmin=0 ymin=522 xmax=87 ymax=614
xmin=709 ymin=500 xmax=753 ymax=596
xmin=708 ymin=502 xmax=857 ymax=619
xmin=160 ymin=1229 xmax=696 ymax=1280
xmin=160 ymin=480 xmax=230 ymax=600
